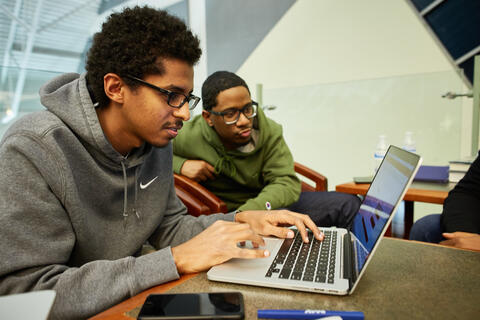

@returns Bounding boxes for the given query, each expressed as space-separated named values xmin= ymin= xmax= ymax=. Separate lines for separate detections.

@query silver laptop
xmin=207 ymin=145 xmax=422 ymax=295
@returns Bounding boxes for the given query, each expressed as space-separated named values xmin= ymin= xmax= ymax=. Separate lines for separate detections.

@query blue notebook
xmin=414 ymin=165 xmax=449 ymax=183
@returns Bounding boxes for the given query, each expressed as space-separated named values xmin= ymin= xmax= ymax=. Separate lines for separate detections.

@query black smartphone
xmin=137 ymin=292 xmax=244 ymax=319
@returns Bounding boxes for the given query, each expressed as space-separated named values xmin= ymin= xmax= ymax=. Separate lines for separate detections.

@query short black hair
xmin=201 ymin=71 xmax=250 ymax=110
xmin=85 ymin=6 xmax=201 ymax=107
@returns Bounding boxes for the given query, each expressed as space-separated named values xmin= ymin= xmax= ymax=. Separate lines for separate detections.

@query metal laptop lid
xmin=348 ymin=145 xmax=422 ymax=294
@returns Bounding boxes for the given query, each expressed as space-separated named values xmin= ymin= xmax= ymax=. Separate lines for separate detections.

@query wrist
xmin=171 ymin=246 xmax=187 ymax=274
xmin=234 ymin=210 xmax=244 ymax=223
xmin=179 ymin=161 xmax=188 ymax=176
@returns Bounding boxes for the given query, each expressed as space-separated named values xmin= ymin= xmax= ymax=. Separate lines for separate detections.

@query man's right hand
xmin=171 ymin=220 xmax=268 ymax=274
xmin=171 ymin=210 xmax=322 ymax=274
xmin=180 ymin=160 xmax=216 ymax=182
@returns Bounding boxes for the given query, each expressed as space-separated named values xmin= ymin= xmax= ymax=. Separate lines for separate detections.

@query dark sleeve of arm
xmin=441 ymin=154 xmax=480 ymax=233
xmin=0 ymin=136 xmax=183 ymax=319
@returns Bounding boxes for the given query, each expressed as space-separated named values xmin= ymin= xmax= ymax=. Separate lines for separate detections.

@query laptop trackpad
xmin=208 ymin=237 xmax=281 ymax=277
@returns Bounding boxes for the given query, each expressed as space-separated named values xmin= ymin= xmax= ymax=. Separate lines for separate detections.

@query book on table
xmin=448 ymin=156 xmax=475 ymax=172
xmin=414 ymin=165 xmax=449 ymax=183
xmin=448 ymin=155 xmax=475 ymax=182
xmin=449 ymin=170 xmax=466 ymax=183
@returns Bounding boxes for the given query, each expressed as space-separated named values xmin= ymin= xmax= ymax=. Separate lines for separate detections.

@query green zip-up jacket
xmin=173 ymin=107 xmax=301 ymax=212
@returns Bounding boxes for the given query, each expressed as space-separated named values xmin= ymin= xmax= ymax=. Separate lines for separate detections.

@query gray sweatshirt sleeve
xmin=148 ymin=178 xmax=235 ymax=249
xmin=0 ymin=134 xmax=222 ymax=319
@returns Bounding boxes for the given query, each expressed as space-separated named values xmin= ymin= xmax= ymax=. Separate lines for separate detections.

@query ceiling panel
xmin=0 ymin=0 xmax=102 ymax=73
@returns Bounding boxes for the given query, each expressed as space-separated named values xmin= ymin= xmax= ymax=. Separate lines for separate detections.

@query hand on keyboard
xmin=235 ymin=209 xmax=324 ymax=243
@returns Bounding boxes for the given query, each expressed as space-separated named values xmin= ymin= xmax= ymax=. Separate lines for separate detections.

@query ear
xmin=202 ymin=110 xmax=214 ymax=127
xmin=103 ymin=73 xmax=125 ymax=104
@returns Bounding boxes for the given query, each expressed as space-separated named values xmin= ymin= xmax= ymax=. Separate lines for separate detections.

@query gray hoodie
xmin=0 ymin=73 xmax=234 ymax=319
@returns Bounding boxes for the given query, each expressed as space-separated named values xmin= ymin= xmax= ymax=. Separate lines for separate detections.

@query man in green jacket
xmin=173 ymin=71 xmax=360 ymax=227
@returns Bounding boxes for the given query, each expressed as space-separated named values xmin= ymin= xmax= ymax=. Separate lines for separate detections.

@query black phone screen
xmin=137 ymin=292 xmax=244 ymax=319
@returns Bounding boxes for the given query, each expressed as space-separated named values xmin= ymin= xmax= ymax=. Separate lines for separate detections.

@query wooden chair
xmin=294 ymin=162 xmax=328 ymax=192
xmin=174 ymin=162 xmax=328 ymax=216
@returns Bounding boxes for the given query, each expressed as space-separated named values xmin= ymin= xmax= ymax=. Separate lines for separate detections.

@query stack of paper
xmin=448 ymin=156 xmax=475 ymax=183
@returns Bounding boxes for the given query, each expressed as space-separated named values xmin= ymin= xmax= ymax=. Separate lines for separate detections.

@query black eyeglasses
xmin=208 ymin=101 xmax=258 ymax=125
xmin=125 ymin=75 xmax=200 ymax=110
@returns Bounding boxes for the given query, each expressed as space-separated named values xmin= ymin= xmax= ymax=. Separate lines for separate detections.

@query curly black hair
xmin=85 ymin=6 xmax=201 ymax=107
xmin=201 ymin=71 xmax=250 ymax=110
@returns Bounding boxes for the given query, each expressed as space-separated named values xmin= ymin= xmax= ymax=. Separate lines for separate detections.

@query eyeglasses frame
xmin=125 ymin=75 xmax=200 ymax=110
xmin=208 ymin=101 xmax=258 ymax=125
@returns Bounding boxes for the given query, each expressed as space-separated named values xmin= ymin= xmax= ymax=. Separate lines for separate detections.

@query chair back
xmin=294 ymin=162 xmax=328 ymax=192
xmin=174 ymin=162 xmax=328 ymax=216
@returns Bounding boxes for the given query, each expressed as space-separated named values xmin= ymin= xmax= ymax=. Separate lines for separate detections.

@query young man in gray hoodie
xmin=0 ymin=6 xmax=322 ymax=319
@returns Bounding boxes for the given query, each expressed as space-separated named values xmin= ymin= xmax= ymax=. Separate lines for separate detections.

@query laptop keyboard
xmin=265 ymin=229 xmax=338 ymax=284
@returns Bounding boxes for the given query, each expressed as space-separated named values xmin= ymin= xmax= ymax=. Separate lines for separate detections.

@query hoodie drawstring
xmin=215 ymin=154 xmax=237 ymax=177
xmin=121 ymin=160 xmax=129 ymax=228
xmin=121 ymin=158 xmax=141 ymax=228
xmin=133 ymin=166 xmax=140 ymax=220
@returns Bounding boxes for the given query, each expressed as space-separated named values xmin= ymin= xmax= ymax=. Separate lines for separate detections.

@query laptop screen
xmin=351 ymin=146 xmax=420 ymax=274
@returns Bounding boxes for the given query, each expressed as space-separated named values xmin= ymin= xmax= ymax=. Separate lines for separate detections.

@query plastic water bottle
xmin=374 ymin=135 xmax=388 ymax=174
xmin=402 ymin=131 xmax=416 ymax=153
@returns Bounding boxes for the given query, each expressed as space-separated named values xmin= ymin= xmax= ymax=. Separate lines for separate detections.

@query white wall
xmin=237 ymin=0 xmax=473 ymax=219
xmin=238 ymin=0 xmax=454 ymax=86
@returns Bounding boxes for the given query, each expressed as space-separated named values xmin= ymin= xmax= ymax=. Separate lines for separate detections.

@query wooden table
xmin=90 ymin=238 xmax=480 ymax=320
xmin=335 ymin=181 xmax=455 ymax=239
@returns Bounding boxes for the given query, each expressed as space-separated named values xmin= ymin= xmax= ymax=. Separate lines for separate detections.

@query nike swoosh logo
xmin=140 ymin=176 xmax=158 ymax=189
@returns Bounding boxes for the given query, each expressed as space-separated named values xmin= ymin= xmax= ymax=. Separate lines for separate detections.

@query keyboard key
xmin=291 ymin=272 xmax=302 ymax=280
xmin=303 ymin=275 xmax=314 ymax=281
xmin=279 ymin=269 xmax=292 ymax=279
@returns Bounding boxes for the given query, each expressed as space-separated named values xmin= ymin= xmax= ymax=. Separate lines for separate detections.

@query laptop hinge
xmin=343 ymin=232 xmax=355 ymax=290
